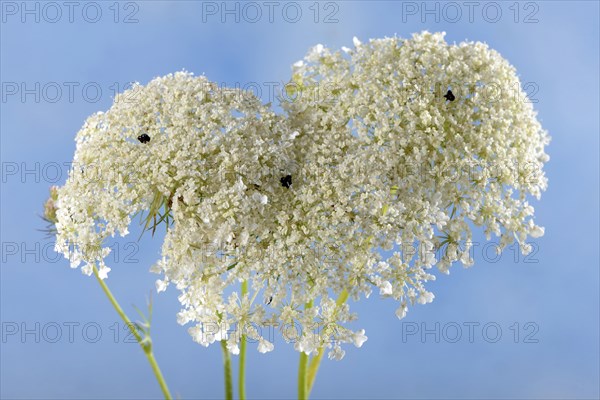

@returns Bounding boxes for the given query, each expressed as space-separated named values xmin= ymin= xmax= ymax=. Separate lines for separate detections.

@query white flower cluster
xmin=53 ymin=32 xmax=549 ymax=359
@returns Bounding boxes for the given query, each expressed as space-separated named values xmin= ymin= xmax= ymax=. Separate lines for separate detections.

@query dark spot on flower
xmin=137 ymin=134 xmax=151 ymax=143
xmin=444 ymin=90 xmax=455 ymax=102
xmin=280 ymin=175 xmax=292 ymax=188
xmin=266 ymin=296 xmax=273 ymax=305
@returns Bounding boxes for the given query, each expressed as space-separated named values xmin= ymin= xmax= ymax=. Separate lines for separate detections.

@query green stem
xmin=298 ymin=349 xmax=309 ymax=400
xmin=146 ymin=352 xmax=171 ymax=400
xmin=298 ymin=300 xmax=313 ymax=400
xmin=306 ymin=347 xmax=324 ymax=395
xmin=305 ymin=197 xmax=390 ymax=396
xmin=306 ymin=289 xmax=349 ymax=396
xmin=239 ymin=280 xmax=248 ymax=400
xmin=92 ymin=265 xmax=172 ymax=400
xmin=220 ymin=340 xmax=233 ymax=400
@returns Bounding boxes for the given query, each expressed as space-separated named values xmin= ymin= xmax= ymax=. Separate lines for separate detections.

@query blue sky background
xmin=1 ymin=1 xmax=599 ymax=399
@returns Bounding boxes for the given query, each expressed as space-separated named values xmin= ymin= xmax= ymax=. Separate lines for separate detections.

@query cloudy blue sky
xmin=1 ymin=1 xmax=598 ymax=399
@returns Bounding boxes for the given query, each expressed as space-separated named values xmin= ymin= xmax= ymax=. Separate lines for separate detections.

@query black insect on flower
xmin=266 ymin=296 xmax=273 ymax=305
xmin=137 ymin=133 xmax=151 ymax=144
xmin=443 ymin=90 xmax=455 ymax=102
xmin=280 ymin=175 xmax=292 ymax=188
